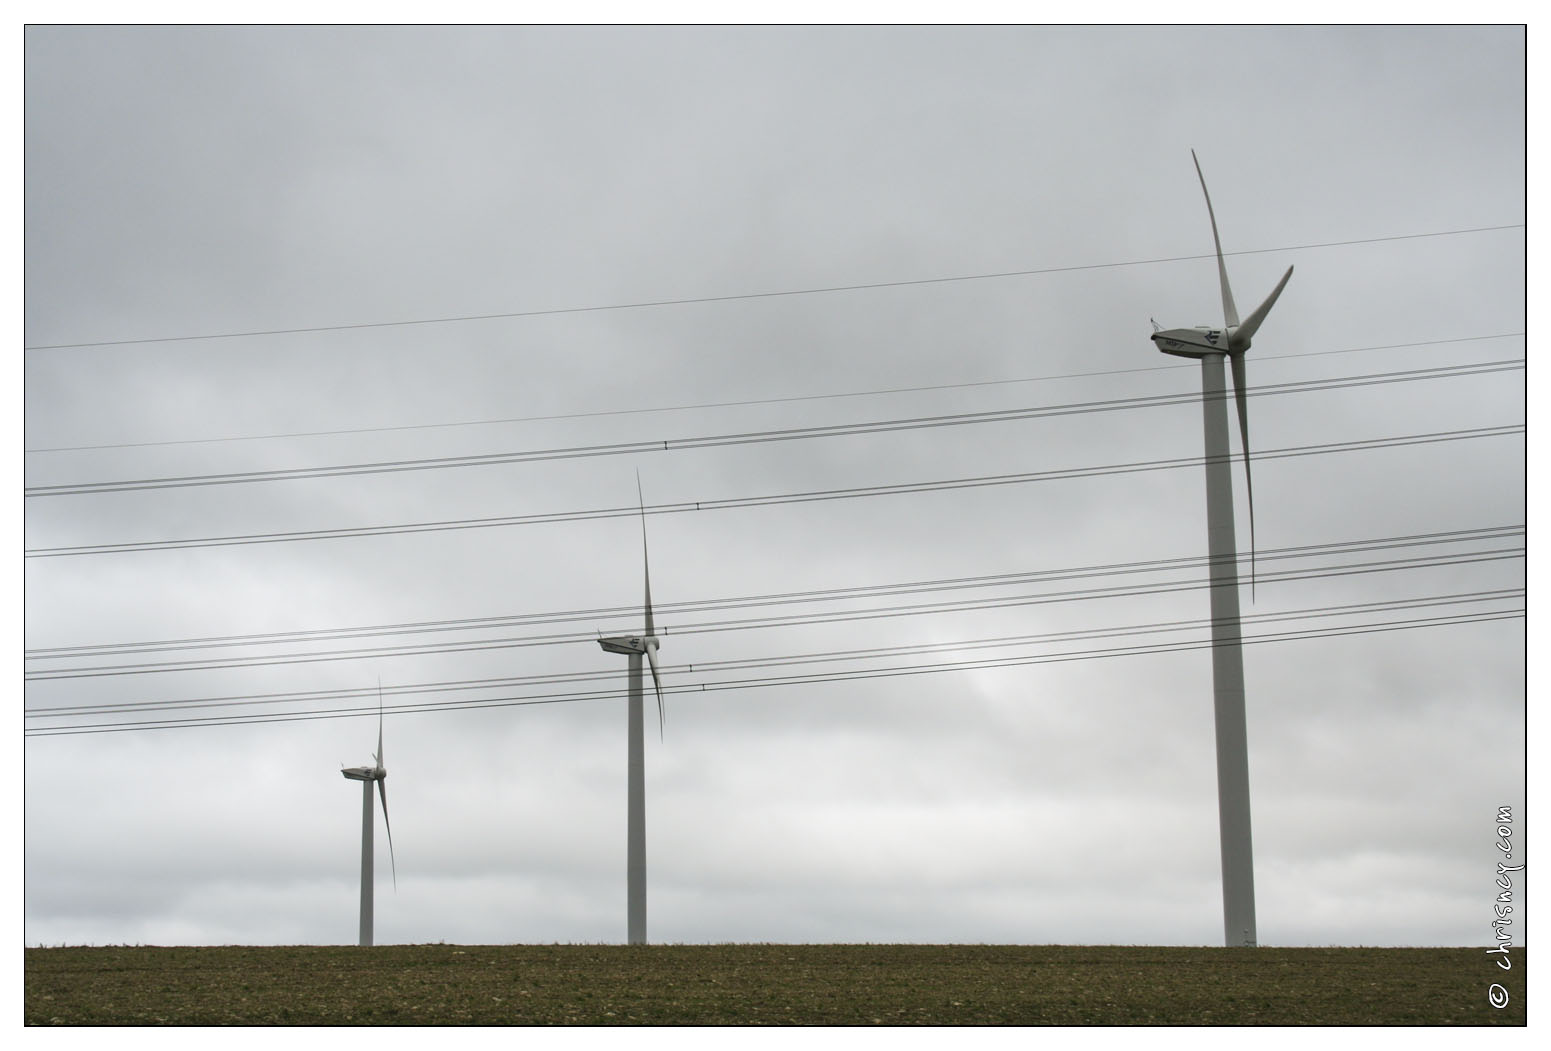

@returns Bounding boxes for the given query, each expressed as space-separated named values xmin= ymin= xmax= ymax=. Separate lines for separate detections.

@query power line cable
xmin=26 ymin=524 xmax=1520 ymax=659
xmin=24 ymin=331 xmax=1524 ymax=455
xmin=25 ymin=540 xmax=1523 ymax=681
xmin=23 ymin=223 xmax=1523 ymax=353
xmin=22 ymin=359 xmax=1525 ymax=500
xmin=25 ymin=605 xmax=1523 ymax=736
xmin=27 ymin=592 xmax=1526 ymax=725
xmin=24 ymin=424 xmax=1525 ymax=558
xmin=26 ymin=589 xmax=1521 ymax=722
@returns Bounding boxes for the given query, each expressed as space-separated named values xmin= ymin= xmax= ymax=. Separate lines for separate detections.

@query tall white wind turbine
xmin=597 ymin=478 xmax=667 ymax=945
xmin=341 ymin=687 xmax=396 ymax=947
xmin=1149 ymin=150 xmax=1293 ymax=948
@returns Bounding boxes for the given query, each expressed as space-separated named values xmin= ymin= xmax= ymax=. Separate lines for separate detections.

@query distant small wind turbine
xmin=1149 ymin=150 xmax=1294 ymax=948
xmin=597 ymin=476 xmax=667 ymax=945
xmin=341 ymin=685 xmax=396 ymax=947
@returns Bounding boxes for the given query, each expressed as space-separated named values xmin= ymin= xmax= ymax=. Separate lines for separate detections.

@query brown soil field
xmin=25 ymin=943 xmax=1526 ymax=1026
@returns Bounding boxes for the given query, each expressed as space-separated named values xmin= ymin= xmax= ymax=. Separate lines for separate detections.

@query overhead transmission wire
xmin=23 ymin=358 xmax=1525 ymax=500
xmin=24 ymin=550 xmax=1525 ymax=681
xmin=27 ymin=588 xmax=1524 ymax=721
xmin=23 ymin=222 xmax=1524 ymax=353
xmin=24 ymin=424 xmax=1525 ymax=559
xmin=25 ymin=526 xmax=1524 ymax=680
xmin=24 ymin=523 xmax=1524 ymax=662
xmin=36 ymin=601 xmax=1526 ymax=731
xmin=25 ymin=594 xmax=1523 ymax=736
xmin=24 ymin=331 xmax=1526 ymax=455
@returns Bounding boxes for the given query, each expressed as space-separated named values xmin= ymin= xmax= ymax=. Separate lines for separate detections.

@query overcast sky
xmin=21 ymin=25 xmax=1525 ymax=948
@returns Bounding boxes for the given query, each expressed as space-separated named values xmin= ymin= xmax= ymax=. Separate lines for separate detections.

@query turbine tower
xmin=597 ymin=478 xmax=667 ymax=946
xmin=341 ymin=689 xmax=396 ymax=947
xmin=1149 ymin=150 xmax=1293 ymax=948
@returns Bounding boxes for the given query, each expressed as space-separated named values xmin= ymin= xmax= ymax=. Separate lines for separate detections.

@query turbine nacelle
xmin=598 ymin=634 xmax=656 ymax=656
xmin=341 ymin=765 xmax=383 ymax=782
xmin=1151 ymin=325 xmax=1232 ymax=358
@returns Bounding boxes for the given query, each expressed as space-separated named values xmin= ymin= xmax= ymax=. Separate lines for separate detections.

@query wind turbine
xmin=341 ymin=686 xmax=396 ymax=947
xmin=1149 ymin=150 xmax=1293 ymax=948
xmin=596 ymin=477 xmax=666 ymax=945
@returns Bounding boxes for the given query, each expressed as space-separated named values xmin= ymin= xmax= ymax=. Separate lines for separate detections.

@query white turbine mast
xmin=1149 ymin=150 xmax=1294 ymax=948
xmin=596 ymin=474 xmax=667 ymax=945
xmin=340 ymin=682 xmax=396 ymax=947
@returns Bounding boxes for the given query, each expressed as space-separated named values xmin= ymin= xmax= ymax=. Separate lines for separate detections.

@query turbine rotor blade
xmin=1233 ymin=265 xmax=1294 ymax=349
xmin=378 ymin=777 xmax=396 ymax=891
xmin=375 ymin=680 xmax=385 ymax=769
xmin=1192 ymin=149 xmax=1240 ymax=330
xmin=646 ymin=642 xmax=665 ymax=741
xmin=637 ymin=473 xmax=655 ymax=637
xmin=1229 ymin=351 xmax=1257 ymax=598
